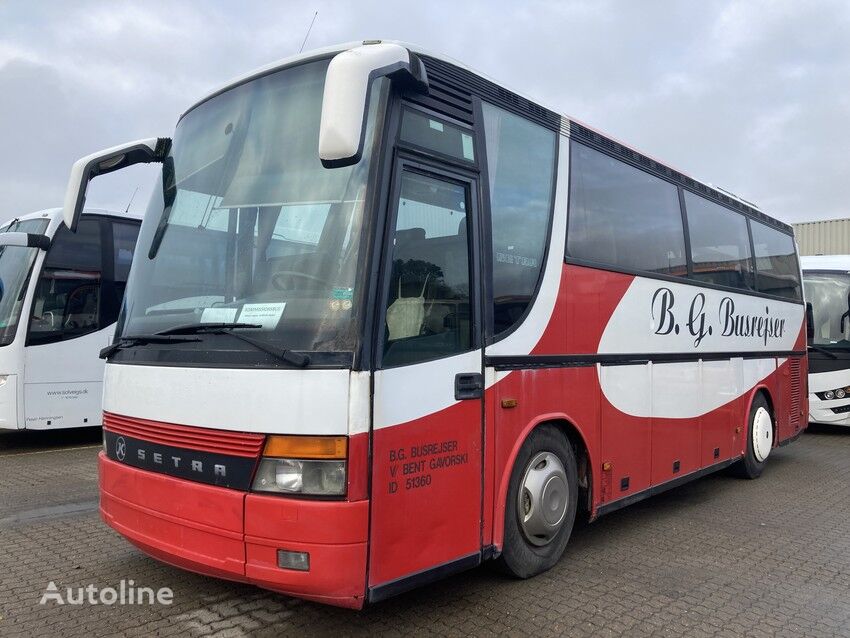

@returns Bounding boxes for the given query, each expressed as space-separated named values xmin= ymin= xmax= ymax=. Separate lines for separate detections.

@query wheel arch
xmin=493 ymin=413 xmax=593 ymax=551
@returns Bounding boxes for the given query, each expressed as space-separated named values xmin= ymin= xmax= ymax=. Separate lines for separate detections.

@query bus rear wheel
xmin=497 ymin=425 xmax=578 ymax=579
xmin=732 ymin=393 xmax=773 ymax=479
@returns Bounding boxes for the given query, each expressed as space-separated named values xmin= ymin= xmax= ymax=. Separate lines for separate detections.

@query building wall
xmin=793 ymin=218 xmax=850 ymax=256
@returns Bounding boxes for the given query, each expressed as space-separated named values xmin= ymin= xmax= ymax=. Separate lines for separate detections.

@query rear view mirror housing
xmin=63 ymin=137 xmax=171 ymax=232
xmin=0 ymin=232 xmax=51 ymax=250
xmin=319 ymin=41 xmax=428 ymax=168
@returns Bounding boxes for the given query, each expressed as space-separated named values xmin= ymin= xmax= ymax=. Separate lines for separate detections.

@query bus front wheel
xmin=497 ymin=424 xmax=578 ymax=579
xmin=732 ymin=392 xmax=773 ymax=479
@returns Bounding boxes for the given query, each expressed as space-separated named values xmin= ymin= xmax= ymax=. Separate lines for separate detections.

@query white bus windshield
xmin=119 ymin=60 xmax=388 ymax=360
xmin=0 ymin=218 xmax=49 ymax=346
xmin=804 ymin=271 xmax=850 ymax=347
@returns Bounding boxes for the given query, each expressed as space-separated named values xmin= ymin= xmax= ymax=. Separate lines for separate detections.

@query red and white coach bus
xmin=62 ymin=41 xmax=807 ymax=608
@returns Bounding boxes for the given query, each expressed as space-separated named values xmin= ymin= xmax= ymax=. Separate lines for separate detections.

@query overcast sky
xmin=0 ymin=0 xmax=848 ymax=225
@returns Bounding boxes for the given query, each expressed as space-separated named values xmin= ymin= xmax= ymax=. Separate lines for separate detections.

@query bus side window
xmin=481 ymin=103 xmax=557 ymax=336
xmin=566 ymin=141 xmax=687 ymax=277
xmin=684 ymin=192 xmax=755 ymax=292
xmin=27 ymin=219 xmax=103 ymax=345
xmin=108 ymin=220 xmax=141 ymax=324
xmin=750 ymin=221 xmax=802 ymax=301
xmin=382 ymin=171 xmax=472 ymax=367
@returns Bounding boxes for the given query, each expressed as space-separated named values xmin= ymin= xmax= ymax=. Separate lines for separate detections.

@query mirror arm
xmin=63 ymin=137 xmax=171 ymax=232
xmin=0 ymin=232 xmax=51 ymax=250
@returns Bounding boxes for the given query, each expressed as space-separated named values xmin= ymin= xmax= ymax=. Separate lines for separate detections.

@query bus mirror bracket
xmin=319 ymin=41 xmax=428 ymax=169
xmin=62 ymin=137 xmax=172 ymax=232
xmin=0 ymin=232 xmax=51 ymax=250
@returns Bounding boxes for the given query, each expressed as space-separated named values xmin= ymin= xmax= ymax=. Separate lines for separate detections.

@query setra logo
xmin=115 ymin=436 xmax=126 ymax=461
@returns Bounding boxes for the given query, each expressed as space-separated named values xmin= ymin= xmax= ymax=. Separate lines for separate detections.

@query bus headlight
xmin=824 ymin=390 xmax=835 ymax=400
xmin=251 ymin=435 xmax=347 ymax=496
xmin=836 ymin=388 xmax=847 ymax=399
xmin=253 ymin=458 xmax=346 ymax=495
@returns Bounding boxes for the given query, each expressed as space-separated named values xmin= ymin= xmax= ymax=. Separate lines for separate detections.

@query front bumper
xmin=808 ymin=395 xmax=850 ymax=426
xmin=0 ymin=373 xmax=18 ymax=429
xmin=99 ymin=453 xmax=369 ymax=608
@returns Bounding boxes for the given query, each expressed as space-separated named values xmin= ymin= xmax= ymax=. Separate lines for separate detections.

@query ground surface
xmin=0 ymin=426 xmax=848 ymax=637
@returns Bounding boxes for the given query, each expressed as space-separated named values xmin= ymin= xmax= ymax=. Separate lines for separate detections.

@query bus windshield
xmin=0 ymin=217 xmax=50 ymax=346
xmin=119 ymin=60 xmax=387 ymax=361
xmin=804 ymin=271 xmax=850 ymax=347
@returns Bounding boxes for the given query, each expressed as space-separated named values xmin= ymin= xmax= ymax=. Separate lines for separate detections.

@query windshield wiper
xmin=99 ymin=334 xmax=202 ymax=359
xmin=156 ymin=323 xmax=311 ymax=367
xmin=808 ymin=344 xmax=838 ymax=359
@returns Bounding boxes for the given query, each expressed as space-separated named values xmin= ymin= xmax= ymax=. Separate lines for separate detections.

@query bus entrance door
xmin=368 ymin=158 xmax=484 ymax=600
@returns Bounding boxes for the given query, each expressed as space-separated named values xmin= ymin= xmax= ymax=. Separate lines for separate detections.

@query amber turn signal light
xmin=263 ymin=435 xmax=347 ymax=459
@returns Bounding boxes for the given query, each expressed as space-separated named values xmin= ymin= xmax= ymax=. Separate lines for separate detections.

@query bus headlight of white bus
xmin=251 ymin=435 xmax=347 ymax=496
xmin=817 ymin=386 xmax=850 ymax=400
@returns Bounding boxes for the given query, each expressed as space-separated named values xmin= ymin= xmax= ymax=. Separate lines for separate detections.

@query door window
xmin=28 ymin=219 xmax=103 ymax=344
xmin=382 ymin=170 xmax=472 ymax=367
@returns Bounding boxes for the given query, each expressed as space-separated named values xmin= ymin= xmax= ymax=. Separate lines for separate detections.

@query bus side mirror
xmin=0 ymin=232 xmax=51 ymax=250
xmin=63 ymin=137 xmax=171 ymax=232
xmin=319 ymin=41 xmax=428 ymax=168
xmin=806 ymin=301 xmax=814 ymax=341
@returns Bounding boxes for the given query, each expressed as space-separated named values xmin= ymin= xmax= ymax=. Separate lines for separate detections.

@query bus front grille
xmin=103 ymin=412 xmax=265 ymax=458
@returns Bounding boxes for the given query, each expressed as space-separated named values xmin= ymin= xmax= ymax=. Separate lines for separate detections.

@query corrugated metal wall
xmin=792 ymin=218 xmax=850 ymax=256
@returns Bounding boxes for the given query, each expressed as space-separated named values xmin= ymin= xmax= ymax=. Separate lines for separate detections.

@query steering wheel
xmin=271 ymin=271 xmax=329 ymax=291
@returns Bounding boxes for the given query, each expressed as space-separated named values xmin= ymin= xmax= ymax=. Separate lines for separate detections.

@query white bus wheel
xmin=732 ymin=393 xmax=773 ymax=480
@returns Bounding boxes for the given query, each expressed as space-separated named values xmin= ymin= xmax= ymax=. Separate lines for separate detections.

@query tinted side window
xmin=108 ymin=221 xmax=140 ymax=325
xmin=750 ymin=221 xmax=801 ymax=300
xmin=567 ymin=142 xmax=686 ymax=276
xmin=28 ymin=219 xmax=103 ymax=344
xmin=482 ymin=103 xmax=556 ymax=335
xmin=113 ymin=222 xmax=140 ymax=283
xmin=400 ymin=109 xmax=475 ymax=162
xmin=684 ymin=192 xmax=755 ymax=291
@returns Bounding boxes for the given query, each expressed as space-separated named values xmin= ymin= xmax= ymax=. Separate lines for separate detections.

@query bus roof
xmin=800 ymin=255 xmax=850 ymax=271
xmin=6 ymin=208 xmax=142 ymax=223
xmin=185 ymin=40 xmax=789 ymax=234
xmin=2 ymin=208 xmax=142 ymax=231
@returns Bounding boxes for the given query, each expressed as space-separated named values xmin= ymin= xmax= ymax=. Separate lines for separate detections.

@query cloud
xmin=0 ymin=0 xmax=848 ymax=222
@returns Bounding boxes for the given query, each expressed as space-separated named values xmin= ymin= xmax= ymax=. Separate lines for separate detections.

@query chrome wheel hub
xmin=752 ymin=406 xmax=773 ymax=462
xmin=517 ymin=451 xmax=569 ymax=547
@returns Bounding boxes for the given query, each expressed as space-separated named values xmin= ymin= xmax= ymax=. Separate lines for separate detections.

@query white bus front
xmin=802 ymin=256 xmax=850 ymax=426
xmin=0 ymin=209 xmax=139 ymax=430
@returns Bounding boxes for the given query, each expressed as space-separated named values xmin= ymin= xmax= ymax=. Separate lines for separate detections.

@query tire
xmin=496 ymin=424 xmax=578 ymax=579
xmin=732 ymin=393 xmax=774 ymax=479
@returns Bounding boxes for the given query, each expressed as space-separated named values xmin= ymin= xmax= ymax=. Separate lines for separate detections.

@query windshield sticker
xmin=331 ymin=287 xmax=354 ymax=300
xmin=200 ymin=307 xmax=238 ymax=323
xmin=238 ymin=303 xmax=286 ymax=329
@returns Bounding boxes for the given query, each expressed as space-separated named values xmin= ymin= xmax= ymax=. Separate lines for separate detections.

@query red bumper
xmin=99 ymin=453 xmax=368 ymax=608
